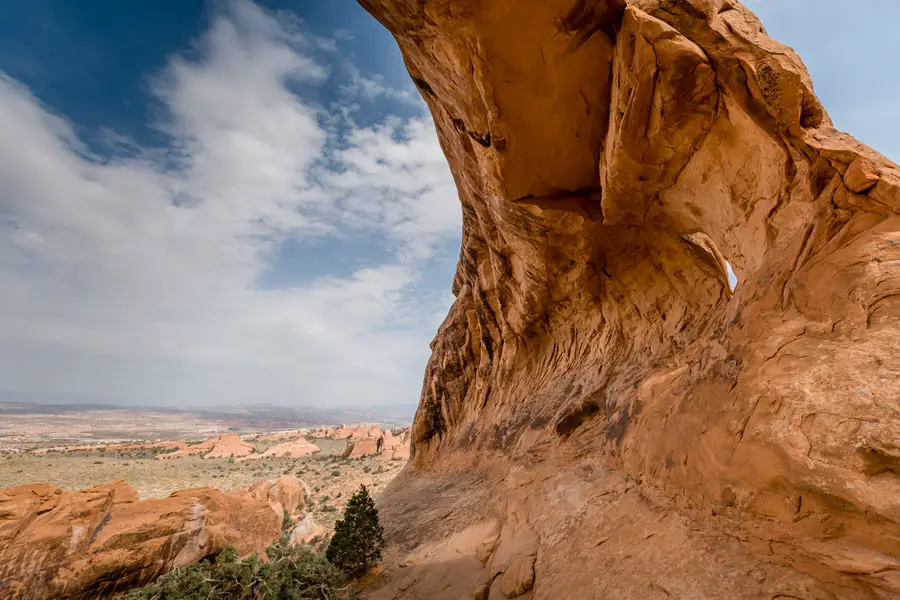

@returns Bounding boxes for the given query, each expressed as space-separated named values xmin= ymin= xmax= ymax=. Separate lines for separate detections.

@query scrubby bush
xmin=119 ymin=543 xmax=349 ymax=600
xmin=325 ymin=485 xmax=384 ymax=578
xmin=282 ymin=510 xmax=293 ymax=536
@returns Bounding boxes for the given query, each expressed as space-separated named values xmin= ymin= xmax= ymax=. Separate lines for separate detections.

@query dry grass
xmin=0 ymin=438 xmax=405 ymax=529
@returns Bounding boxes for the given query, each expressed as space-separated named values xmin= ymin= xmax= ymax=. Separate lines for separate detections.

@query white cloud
xmin=0 ymin=0 xmax=460 ymax=408
xmin=340 ymin=63 xmax=419 ymax=106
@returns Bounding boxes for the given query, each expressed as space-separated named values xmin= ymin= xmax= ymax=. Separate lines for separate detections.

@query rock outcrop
xmin=239 ymin=438 xmax=321 ymax=460
xmin=341 ymin=428 xmax=411 ymax=459
xmin=257 ymin=429 xmax=308 ymax=442
xmin=357 ymin=0 xmax=900 ymax=598
xmin=290 ymin=512 xmax=328 ymax=546
xmin=157 ymin=433 xmax=253 ymax=459
xmin=381 ymin=429 xmax=411 ymax=461
xmin=317 ymin=424 xmax=383 ymax=440
xmin=245 ymin=475 xmax=307 ymax=516
xmin=344 ymin=437 xmax=382 ymax=459
xmin=203 ymin=433 xmax=255 ymax=458
xmin=0 ymin=477 xmax=305 ymax=599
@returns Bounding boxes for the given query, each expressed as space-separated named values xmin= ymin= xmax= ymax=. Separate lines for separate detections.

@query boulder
xmin=247 ymin=475 xmax=307 ymax=516
xmin=0 ymin=480 xmax=283 ymax=599
xmin=289 ymin=512 xmax=327 ymax=546
xmin=343 ymin=437 xmax=381 ymax=458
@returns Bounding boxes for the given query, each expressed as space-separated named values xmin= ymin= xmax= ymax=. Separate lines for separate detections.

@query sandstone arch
xmin=359 ymin=1 xmax=900 ymax=597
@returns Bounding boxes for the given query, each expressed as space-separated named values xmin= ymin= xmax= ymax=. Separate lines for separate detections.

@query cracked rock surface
xmin=357 ymin=0 xmax=900 ymax=598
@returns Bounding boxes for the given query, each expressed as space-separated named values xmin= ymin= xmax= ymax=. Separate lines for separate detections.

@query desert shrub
xmin=325 ymin=485 xmax=384 ymax=578
xmin=330 ymin=470 xmax=341 ymax=477
xmin=119 ymin=543 xmax=349 ymax=600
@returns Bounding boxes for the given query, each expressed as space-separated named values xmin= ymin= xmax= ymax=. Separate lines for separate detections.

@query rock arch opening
xmin=363 ymin=0 xmax=900 ymax=595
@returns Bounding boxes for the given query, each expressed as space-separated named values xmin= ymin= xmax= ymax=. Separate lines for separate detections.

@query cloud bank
xmin=0 ymin=0 xmax=460 ymax=407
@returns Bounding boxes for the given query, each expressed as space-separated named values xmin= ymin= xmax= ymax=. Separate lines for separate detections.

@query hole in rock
xmin=726 ymin=261 xmax=738 ymax=292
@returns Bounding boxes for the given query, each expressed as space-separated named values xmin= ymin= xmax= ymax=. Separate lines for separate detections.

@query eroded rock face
xmin=0 ymin=478 xmax=302 ymax=599
xmin=357 ymin=0 xmax=900 ymax=597
xmin=239 ymin=438 xmax=321 ymax=460
xmin=341 ymin=429 xmax=411 ymax=459
xmin=245 ymin=475 xmax=307 ymax=516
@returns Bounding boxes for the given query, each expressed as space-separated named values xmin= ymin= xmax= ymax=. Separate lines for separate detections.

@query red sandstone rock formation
xmin=243 ymin=475 xmax=307 ymax=516
xmin=156 ymin=433 xmax=252 ymax=459
xmin=257 ymin=429 xmax=307 ymax=442
xmin=0 ymin=477 xmax=305 ymax=599
xmin=239 ymin=438 xmax=320 ymax=461
xmin=344 ymin=437 xmax=382 ymax=459
xmin=202 ymin=433 xmax=255 ymax=458
xmin=356 ymin=0 xmax=900 ymax=598
xmin=341 ymin=428 xmax=411 ymax=459
xmin=322 ymin=424 xmax=383 ymax=440
xmin=381 ymin=429 xmax=411 ymax=461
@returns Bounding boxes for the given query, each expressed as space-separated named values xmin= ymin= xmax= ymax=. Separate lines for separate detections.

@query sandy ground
xmin=0 ymin=437 xmax=406 ymax=529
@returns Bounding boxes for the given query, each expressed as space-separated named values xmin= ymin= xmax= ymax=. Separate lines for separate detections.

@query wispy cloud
xmin=0 ymin=0 xmax=459 ymax=407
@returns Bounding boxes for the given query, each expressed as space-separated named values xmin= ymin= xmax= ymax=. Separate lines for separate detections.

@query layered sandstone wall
xmin=358 ymin=0 xmax=900 ymax=598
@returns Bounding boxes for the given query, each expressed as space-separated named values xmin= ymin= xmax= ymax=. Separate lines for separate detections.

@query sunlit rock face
xmin=358 ymin=0 xmax=900 ymax=597
xmin=0 ymin=479 xmax=303 ymax=599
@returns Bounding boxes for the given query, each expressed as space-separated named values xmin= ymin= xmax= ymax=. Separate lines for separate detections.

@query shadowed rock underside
xmin=356 ymin=0 xmax=900 ymax=598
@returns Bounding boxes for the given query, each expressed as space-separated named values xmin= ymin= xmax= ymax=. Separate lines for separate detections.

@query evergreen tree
xmin=325 ymin=485 xmax=385 ymax=577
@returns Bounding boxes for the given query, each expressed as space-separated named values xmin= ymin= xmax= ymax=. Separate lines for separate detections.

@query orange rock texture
xmin=357 ymin=0 xmax=900 ymax=598
xmin=342 ymin=429 xmax=411 ymax=459
xmin=240 ymin=438 xmax=321 ymax=460
xmin=0 ymin=477 xmax=305 ymax=599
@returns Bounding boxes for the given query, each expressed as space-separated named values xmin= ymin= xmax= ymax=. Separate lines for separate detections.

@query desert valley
xmin=3 ymin=0 xmax=900 ymax=598
xmin=0 ymin=404 xmax=410 ymax=598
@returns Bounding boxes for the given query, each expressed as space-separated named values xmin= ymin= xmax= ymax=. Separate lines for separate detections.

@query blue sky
xmin=0 ymin=1 xmax=896 ymax=408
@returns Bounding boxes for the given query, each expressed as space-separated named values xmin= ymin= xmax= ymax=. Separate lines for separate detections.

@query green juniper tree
xmin=325 ymin=485 xmax=385 ymax=577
